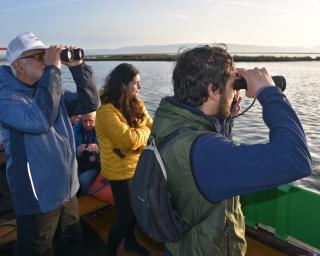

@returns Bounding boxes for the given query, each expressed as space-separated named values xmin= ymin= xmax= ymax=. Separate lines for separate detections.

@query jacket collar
xmin=0 ymin=65 xmax=37 ymax=92
xmin=164 ymin=96 xmax=227 ymax=134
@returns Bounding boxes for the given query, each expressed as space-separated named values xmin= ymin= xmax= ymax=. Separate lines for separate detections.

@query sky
xmin=1 ymin=0 xmax=320 ymax=49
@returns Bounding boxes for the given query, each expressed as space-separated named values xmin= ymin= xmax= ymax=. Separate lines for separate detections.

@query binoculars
xmin=234 ymin=75 xmax=286 ymax=92
xmin=60 ymin=48 xmax=84 ymax=62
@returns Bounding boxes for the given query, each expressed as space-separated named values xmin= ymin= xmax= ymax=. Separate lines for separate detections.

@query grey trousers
xmin=16 ymin=196 xmax=82 ymax=256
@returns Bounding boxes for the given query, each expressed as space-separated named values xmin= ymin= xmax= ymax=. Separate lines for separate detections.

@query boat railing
xmin=241 ymin=184 xmax=320 ymax=253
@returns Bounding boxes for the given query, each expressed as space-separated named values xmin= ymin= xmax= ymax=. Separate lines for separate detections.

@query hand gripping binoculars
xmin=60 ymin=48 xmax=84 ymax=62
xmin=234 ymin=75 xmax=286 ymax=92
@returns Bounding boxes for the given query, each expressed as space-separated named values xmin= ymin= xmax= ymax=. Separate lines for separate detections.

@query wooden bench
xmin=0 ymin=196 xmax=107 ymax=247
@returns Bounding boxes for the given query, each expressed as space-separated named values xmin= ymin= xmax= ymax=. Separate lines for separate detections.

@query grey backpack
xmin=131 ymin=128 xmax=215 ymax=242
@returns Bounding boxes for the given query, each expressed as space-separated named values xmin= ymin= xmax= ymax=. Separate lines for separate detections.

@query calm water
xmin=1 ymin=61 xmax=319 ymax=193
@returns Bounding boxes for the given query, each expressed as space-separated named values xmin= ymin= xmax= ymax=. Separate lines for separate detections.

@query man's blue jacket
xmin=191 ymin=87 xmax=312 ymax=201
xmin=0 ymin=63 xmax=100 ymax=215
xmin=154 ymin=87 xmax=312 ymax=203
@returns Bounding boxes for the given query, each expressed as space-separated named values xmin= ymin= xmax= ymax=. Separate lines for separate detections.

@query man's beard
xmin=216 ymin=92 xmax=231 ymax=119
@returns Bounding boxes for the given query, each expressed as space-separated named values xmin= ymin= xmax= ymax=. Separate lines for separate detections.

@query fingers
xmin=77 ymin=144 xmax=86 ymax=155
xmin=237 ymin=67 xmax=268 ymax=77
xmin=235 ymin=68 xmax=247 ymax=79
xmin=65 ymin=58 xmax=83 ymax=67
xmin=86 ymin=143 xmax=99 ymax=153
xmin=44 ymin=45 xmax=64 ymax=69
xmin=45 ymin=45 xmax=83 ymax=67
xmin=236 ymin=67 xmax=274 ymax=98
xmin=78 ymin=144 xmax=86 ymax=151
xmin=260 ymin=67 xmax=267 ymax=74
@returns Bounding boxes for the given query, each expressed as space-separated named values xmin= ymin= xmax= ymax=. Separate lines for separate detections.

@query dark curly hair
xmin=172 ymin=45 xmax=234 ymax=106
xmin=100 ymin=63 xmax=145 ymax=128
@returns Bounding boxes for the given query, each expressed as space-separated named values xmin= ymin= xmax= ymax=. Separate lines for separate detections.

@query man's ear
xmin=12 ymin=61 xmax=24 ymax=74
xmin=208 ymin=83 xmax=220 ymax=101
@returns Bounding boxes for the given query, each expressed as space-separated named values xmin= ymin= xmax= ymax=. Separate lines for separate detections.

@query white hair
xmin=10 ymin=59 xmax=26 ymax=78
xmin=10 ymin=65 xmax=17 ymax=78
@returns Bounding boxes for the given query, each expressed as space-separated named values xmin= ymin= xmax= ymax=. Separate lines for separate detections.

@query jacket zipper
xmin=27 ymin=162 xmax=39 ymax=200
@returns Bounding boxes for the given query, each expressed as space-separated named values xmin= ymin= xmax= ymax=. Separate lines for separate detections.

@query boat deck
xmin=81 ymin=205 xmax=287 ymax=256
xmin=0 ymin=150 xmax=310 ymax=256
xmin=1 ymin=201 xmax=288 ymax=256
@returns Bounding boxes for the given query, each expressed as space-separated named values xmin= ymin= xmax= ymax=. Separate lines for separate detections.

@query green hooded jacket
xmin=152 ymin=97 xmax=247 ymax=256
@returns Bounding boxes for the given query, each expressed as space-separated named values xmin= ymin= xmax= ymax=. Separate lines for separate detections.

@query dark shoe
xmin=124 ymin=241 xmax=150 ymax=256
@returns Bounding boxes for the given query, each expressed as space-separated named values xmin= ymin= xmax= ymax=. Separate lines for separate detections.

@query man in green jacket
xmin=151 ymin=45 xmax=311 ymax=255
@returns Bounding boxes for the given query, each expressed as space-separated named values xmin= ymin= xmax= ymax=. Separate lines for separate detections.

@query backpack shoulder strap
xmin=157 ymin=127 xmax=198 ymax=151
xmin=148 ymin=127 xmax=197 ymax=180
xmin=150 ymin=127 xmax=219 ymax=227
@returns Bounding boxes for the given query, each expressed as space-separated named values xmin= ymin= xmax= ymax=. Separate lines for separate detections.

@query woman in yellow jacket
xmin=96 ymin=63 xmax=152 ymax=256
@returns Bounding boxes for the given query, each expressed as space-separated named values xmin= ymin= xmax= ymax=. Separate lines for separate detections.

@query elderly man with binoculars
xmin=0 ymin=32 xmax=100 ymax=256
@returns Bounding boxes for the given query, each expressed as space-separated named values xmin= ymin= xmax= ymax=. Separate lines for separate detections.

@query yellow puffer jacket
xmin=95 ymin=100 xmax=152 ymax=180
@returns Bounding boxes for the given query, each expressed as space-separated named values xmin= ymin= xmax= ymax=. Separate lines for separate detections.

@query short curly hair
xmin=172 ymin=45 xmax=234 ymax=106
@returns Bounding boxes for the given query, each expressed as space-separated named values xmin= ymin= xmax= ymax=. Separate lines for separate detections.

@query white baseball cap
xmin=6 ymin=32 xmax=48 ymax=64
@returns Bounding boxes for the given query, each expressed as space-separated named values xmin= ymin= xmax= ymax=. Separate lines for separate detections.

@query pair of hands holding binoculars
xmin=43 ymin=45 xmax=84 ymax=69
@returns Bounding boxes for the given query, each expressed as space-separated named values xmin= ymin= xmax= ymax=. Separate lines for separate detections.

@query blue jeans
xmin=78 ymin=168 xmax=99 ymax=195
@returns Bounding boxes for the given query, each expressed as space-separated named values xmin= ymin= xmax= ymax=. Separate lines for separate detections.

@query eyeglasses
xmin=17 ymin=52 xmax=45 ymax=62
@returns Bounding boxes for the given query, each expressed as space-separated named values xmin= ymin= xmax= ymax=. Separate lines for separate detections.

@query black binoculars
xmin=60 ymin=48 xmax=84 ymax=62
xmin=234 ymin=76 xmax=286 ymax=92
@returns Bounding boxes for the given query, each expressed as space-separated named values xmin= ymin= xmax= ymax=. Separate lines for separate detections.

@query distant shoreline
xmin=84 ymin=54 xmax=320 ymax=62
xmin=1 ymin=54 xmax=320 ymax=62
